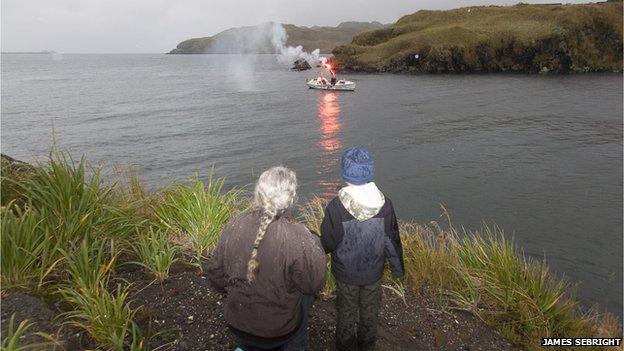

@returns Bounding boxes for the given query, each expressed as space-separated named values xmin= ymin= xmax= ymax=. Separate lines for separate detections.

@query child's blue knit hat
xmin=341 ymin=146 xmax=374 ymax=185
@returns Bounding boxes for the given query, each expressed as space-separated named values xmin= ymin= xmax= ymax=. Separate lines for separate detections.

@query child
xmin=320 ymin=146 xmax=404 ymax=351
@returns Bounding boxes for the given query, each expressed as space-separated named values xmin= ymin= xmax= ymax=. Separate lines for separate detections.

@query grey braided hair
xmin=246 ymin=166 xmax=297 ymax=282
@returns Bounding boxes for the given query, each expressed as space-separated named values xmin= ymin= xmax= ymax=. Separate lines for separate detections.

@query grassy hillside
xmin=168 ymin=21 xmax=384 ymax=54
xmin=1 ymin=152 xmax=621 ymax=350
xmin=333 ymin=1 xmax=623 ymax=73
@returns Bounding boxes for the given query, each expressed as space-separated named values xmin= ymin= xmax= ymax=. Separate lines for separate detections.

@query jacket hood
xmin=338 ymin=182 xmax=385 ymax=221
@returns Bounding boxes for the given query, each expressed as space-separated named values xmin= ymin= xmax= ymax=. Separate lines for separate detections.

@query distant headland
xmin=333 ymin=1 xmax=623 ymax=73
xmin=168 ymin=22 xmax=384 ymax=55
xmin=1 ymin=51 xmax=57 ymax=54
xmin=169 ymin=1 xmax=623 ymax=74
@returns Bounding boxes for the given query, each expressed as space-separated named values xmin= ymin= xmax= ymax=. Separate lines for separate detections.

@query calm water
xmin=2 ymin=54 xmax=622 ymax=316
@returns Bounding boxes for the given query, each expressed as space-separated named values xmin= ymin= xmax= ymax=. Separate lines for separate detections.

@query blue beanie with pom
xmin=341 ymin=146 xmax=374 ymax=185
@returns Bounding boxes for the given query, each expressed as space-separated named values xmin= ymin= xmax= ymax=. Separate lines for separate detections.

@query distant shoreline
xmin=1 ymin=51 xmax=56 ymax=54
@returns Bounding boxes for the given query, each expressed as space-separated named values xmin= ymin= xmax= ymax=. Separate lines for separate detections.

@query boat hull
xmin=306 ymin=79 xmax=355 ymax=91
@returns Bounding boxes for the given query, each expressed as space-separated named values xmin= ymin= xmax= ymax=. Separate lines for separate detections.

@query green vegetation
xmin=0 ymin=155 xmax=36 ymax=207
xmin=153 ymin=175 xmax=239 ymax=269
xmin=1 ymin=315 xmax=56 ymax=351
xmin=168 ymin=22 xmax=384 ymax=54
xmin=1 ymin=206 xmax=57 ymax=289
xmin=417 ymin=226 xmax=591 ymax=346
xmin=132 ymin=227 xmax=179 ymax=282
xmin=299 ymin=196 xmax=337 ymax=298
xmin=1 ymin=153 xmax=621 ymax=350
xmin=333 ymin=1 xmax=623 ymax=73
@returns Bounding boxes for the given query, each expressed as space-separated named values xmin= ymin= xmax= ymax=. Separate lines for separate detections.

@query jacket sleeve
xmin=205 ymin=221 xmax=231 ymax=293
xmin=384 ymin=200 xmax=405 ymax=278
xmin=290 ymin=229 xmax=327 ymax=295
xmin=320 ymin=202 xmax=340 ymax=253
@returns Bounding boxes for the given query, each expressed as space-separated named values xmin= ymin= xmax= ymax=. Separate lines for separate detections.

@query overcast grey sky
xmin=2 ymin=0 xmax=597 ymax=53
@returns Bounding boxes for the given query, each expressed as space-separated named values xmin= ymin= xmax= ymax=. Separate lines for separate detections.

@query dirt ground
xmin=1 ymin=292 xmax=84 ymax=350
xmin=2 ymin=262 xmax=521 ymax=351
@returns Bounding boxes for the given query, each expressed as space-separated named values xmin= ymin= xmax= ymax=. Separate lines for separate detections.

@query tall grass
xmin=61 ymin=238 xmax=116 ymax=293
xmin=20 ymin=154 xmax=118 ymax=244
xmin=132 ymin=227 xmax=179 ymax=282
xmin=60 ymin=284 xmax=144 ymax=351
xmin=4 ymin=153 xmax=141 ymax=283
xmin=298 ymin=196 xmax=336 ymax=298
xmin=0 ymin=206 xmax=60 ymax=290
xmin=153 ymin=175 xmax=238 ymax=269
xmin=0 ymin=314 xmax=56 ymax=351
xmin=0 ymin=155 xmax=36 ymax=207
xmin=446 ymin=228 xmax=611 ymax=348
xmin=403 ymin=225 xmax=621 ymax=350
xmin=2 ymin=153 xmax=145 ymax=350
xmin=398 ymin=221 xmax=459 ymax=291
xmin=59 ymin=237 xmax=144 ymax=350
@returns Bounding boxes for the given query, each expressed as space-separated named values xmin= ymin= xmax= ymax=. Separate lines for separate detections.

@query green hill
xmin=332 ymin=1 xmax=623 ymax=73
xmin=168 ymin=22 xmax=384 ymax=54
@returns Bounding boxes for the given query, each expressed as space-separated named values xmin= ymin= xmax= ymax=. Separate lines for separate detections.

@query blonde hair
xmin=246 ymin=166 xmax=297 ymax=282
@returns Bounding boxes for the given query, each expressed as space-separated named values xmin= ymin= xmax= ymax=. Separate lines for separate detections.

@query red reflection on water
xmin=317 ymin=92 xmax=342 ymax=199
xmin=318 ymin=92 xmax=342 ymax=155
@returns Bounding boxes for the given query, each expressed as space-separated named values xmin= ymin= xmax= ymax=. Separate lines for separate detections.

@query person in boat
xmin=330 ymin=69 xmax=337 ymax=86
xmin=320 ymin=147 xmax=404 ymax=351
xmin=206 ymin=166 xmax=327 ymax=351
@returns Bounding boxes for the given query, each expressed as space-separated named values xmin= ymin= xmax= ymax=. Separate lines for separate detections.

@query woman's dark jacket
xmin=206 ymin=211 xmax=326 ymax=338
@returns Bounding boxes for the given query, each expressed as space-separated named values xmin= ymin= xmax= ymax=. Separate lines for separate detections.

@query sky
xmin=2 ymin=0 xmax=599 ymax=53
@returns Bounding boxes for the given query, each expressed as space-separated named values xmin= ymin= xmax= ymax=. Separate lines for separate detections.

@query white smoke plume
xmin=269 ymin=23 xmax=321 ymax=67
xmin=207 ymin=22 xmax=321 ymax=91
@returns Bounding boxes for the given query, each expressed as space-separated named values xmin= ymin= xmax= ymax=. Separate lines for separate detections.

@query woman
xmin=207 ymin=166 xmax=327 ymax=351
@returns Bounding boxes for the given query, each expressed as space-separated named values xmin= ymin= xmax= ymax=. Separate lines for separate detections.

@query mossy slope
xmin=333 ymin=1 xmax=623 ymax=73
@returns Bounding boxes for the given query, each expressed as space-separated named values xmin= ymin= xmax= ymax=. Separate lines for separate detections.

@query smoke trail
xmin=269 ymin=23 xmax=321 ymax=67
xmin=206 ymin=22 xmax=322 ymax=91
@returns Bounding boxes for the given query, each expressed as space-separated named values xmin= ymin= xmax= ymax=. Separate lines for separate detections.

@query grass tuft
xmin=0 ymin=314 xmax=56 ymax=351
xmin=153 ymin=174 xmax=238 ymax=269
xmin=60 ymin=284 xmax=144 ymax=351
xmin=0 ymin=205 xmax=59 ymax=290
xmin=132 ymin=227 xmax=179 ymax=282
